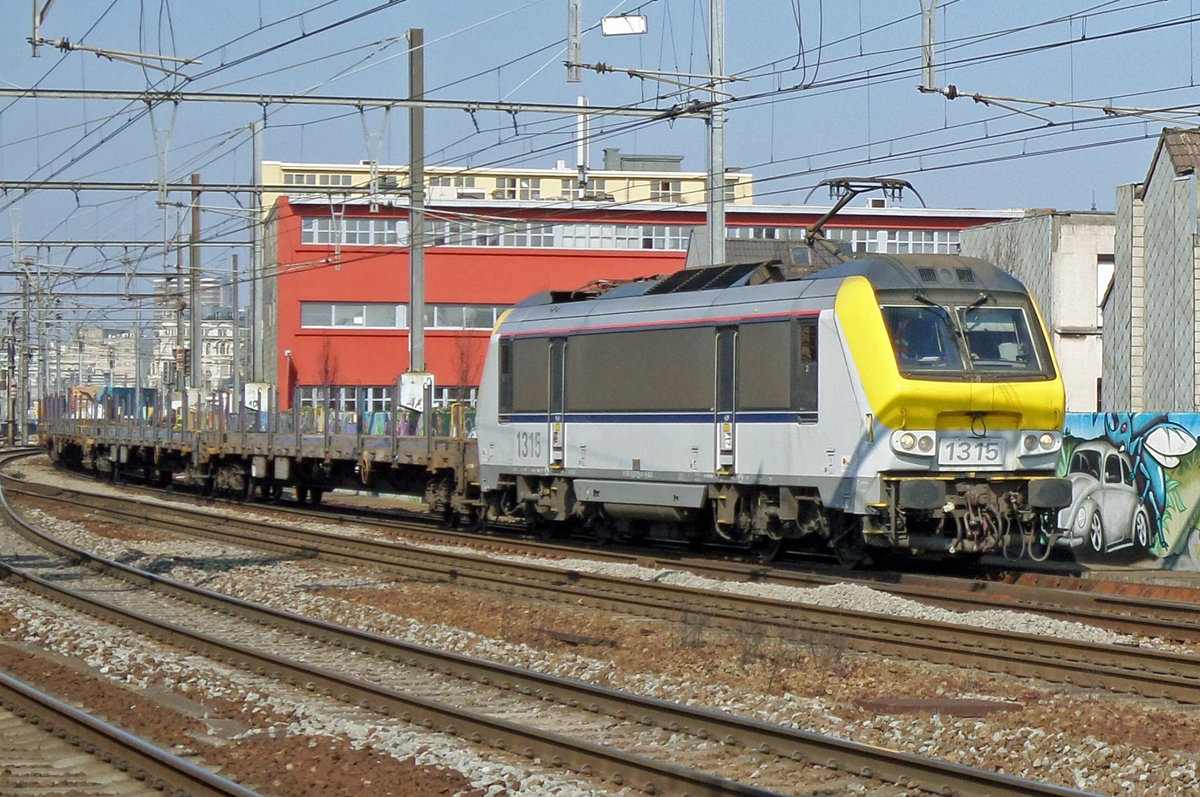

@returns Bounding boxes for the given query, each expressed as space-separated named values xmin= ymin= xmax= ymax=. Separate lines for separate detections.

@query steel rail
xmin=0 ymin=464 xmax=1090 ymax=797
xmin=0 ymin=670 xmax=262 ymax=797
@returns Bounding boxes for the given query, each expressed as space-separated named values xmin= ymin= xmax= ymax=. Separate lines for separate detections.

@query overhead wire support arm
xmin=27 ymin=38 xmax=201 ymax=75
xmin=567 ymin=62 xmax=744 ymax=97
xmin=0 ymin=88 xmax=707 ymax=120
xmin=921 ymin=83 xmax=1200 ymax=126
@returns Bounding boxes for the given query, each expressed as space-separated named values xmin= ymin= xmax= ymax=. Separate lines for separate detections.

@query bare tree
xmin=318 ymin=339 xmax=339 ymax=389
xmin=452 ymin=332 xmax=482 ymax=394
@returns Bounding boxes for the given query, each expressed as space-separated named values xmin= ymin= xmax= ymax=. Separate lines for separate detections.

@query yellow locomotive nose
xmin=833 ymin=274 xmax=1065 ymax=433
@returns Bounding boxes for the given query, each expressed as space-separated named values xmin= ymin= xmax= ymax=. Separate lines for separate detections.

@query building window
xmin=557 ymin=222 xmax=690 ymax=251
xmin=825 ymin=227 xmax=883 ymax=254
xmin=302 ymin=216 xmax=690 ymax=251
xmin=650 ymin=180 xmax=682 ymax=203
xmin=430 ymin=176 xmax=476 ymax=188
xmin=519 ymin=178 xmax=541 ymax=200
xmin=886 ymin=229 xmax=959 ymax=254
xmin=427 ymin=176 xmax=472 ymax=187
xmin=433 ymin=386 xmax=477 ymax=408
xmin=300 ymin=302 xmax=502 ymax=331
xmin=423 ymin=305 xmax=504 ymax=329
xmin=640 ymin=225 xmax=689 ymax=250
xmin=300 ymin=217 xmax=405 ymax=246
xmin=494 ymin=177 xmax=517 ymax=199
xmin=286 ymin=172 xmax=352 ymax=186
xmin=364 ymin=386 xmax=392 ymax=413
xmin=300 ymin=302 xmax=407 ymax=329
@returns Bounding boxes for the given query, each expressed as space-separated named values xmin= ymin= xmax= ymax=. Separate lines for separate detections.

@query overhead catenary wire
xmin=5 ymin=0 xmax=1199 ymax=329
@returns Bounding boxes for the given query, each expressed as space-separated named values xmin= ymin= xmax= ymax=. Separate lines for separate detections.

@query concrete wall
xmin=1140 ymin=159 xmax=1199 ymax=411
xmin=1107 ymin=184 xmax=1143 ymax=411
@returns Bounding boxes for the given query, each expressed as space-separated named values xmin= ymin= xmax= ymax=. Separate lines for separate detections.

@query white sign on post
xmin=399 ymin=372 xmax=434 ymax=412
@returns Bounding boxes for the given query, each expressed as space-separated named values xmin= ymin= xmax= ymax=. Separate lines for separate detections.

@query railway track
xmin=15 ymin=461 xmax=1200 ymax=645
xmin=0 ymin=667 xmax=259 ymax=797
xmin=10 ymin=464 xmax=1200 ymax=708
xmin=0 ymin=452 xmax=1094 ymax=796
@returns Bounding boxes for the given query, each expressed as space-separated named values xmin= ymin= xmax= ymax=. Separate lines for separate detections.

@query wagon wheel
xmin=588 ymin=515 xmax=617 ymax=546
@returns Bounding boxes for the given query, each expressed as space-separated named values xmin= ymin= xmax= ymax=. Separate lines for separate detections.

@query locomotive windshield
xmin=882 ymin=300 xmax=1050 ymax=379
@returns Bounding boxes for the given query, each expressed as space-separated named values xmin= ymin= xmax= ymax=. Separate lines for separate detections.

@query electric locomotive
xmin=475 ymin=254 xmax=1071 ymax=563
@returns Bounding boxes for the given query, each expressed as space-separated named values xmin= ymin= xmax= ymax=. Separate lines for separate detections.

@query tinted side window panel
xmin=737 ymin=321 xmax=790 ymax=410
xmin=794 ymin=321 xmax=818 ymax=412
xmin=736 ymin=319 xmax=818 ymax=413
xmin=566 ymin=327 xmax=714 ymax=412
xmin=501 ymin=337 xmax=549 ymax=413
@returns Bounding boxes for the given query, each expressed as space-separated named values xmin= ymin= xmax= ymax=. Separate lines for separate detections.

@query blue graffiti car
xmin=1057 ymin=440 xmax=1152 ymax=556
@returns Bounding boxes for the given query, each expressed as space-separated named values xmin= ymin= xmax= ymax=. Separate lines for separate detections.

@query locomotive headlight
xmin=1020 ymin=431 xmax=1062 ymax=456
xmin=891 ymin=430 xmax=936 ymax=457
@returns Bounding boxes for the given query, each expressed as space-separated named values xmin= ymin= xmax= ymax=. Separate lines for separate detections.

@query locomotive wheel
xmin=829 ymin=515 xmax=869 ymax=568
xmin=529 ymin=514 xmax=558 ymax=540
xmin=749 ymin=535 xmax=784 ymax=563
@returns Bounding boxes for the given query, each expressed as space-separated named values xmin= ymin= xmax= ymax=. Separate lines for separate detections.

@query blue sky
xmin=2 ymin=1 xmax=1199 ymax=313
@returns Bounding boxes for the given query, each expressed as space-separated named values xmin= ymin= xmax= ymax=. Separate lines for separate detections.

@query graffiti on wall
xmin=1061 ymin=413 xmax=1200 ymax=571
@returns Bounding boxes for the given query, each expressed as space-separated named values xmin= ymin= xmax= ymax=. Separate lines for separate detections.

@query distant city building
xmin=149 ymin=276 xmax=248 ymax=393
xmin=60 ymin=326 xmax=145 ymax=388
xmin=1108 ymin=127 xmax=1200 ymax=412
